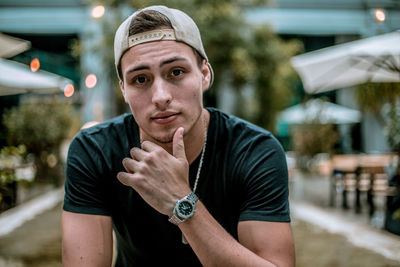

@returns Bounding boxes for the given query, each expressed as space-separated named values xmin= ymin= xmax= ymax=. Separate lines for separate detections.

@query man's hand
xmin=117 ymin=127 xmax=190 ymax=216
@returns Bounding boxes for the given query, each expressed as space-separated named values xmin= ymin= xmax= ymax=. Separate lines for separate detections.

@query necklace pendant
xmin=182 ymin=233 xmax=188 ymax=244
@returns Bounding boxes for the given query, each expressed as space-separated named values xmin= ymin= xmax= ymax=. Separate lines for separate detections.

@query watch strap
xmin=186 ymin=191 xmax=199 ymax=203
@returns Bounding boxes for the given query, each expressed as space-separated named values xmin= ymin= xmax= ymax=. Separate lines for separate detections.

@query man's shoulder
xmin=207 ymin=107 xmax=272 ymax=138
xmin=72 ymin=113 xmax=135 ymax=148
xmin=207 ymin=107 xmax=284 ymax=159
xmin=80 ymin=114 xmax=132 ymax=136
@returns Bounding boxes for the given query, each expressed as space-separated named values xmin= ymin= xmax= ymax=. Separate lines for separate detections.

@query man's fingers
xmin=173 ymin=127 xmax=186 ymax=160
xmin=130 ymin=147 xmax=146 ymax=161
xmin=141 ymin=140 xmax=160 ymax=152
xmin=117 ymin=172 xmax=133 ymax=187
xmin=122 ymin=158 xmax=139 ymax=173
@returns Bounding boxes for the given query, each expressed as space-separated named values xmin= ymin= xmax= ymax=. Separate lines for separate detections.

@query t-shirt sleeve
xmin=238 ymin=135 xmax=290 ymax=223
xmin=63 ymin=133 xmax=111 ymax=216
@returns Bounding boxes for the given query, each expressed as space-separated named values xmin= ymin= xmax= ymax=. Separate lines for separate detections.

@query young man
xmin=62 ymin=5 xmax=295 ymax=266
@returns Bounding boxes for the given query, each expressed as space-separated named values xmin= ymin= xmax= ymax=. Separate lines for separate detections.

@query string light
xmin=374 ymin=9 xmax=386 ymax=23
xmin=91 ymin=5 xmax=105 ymax=18
xmin=85 ymin=74 xmax=97 ymax=88
xmin=64 ymin=83 xmax=75 ymax=97
xmin=30 ymin=58 xmax=40 ymax=72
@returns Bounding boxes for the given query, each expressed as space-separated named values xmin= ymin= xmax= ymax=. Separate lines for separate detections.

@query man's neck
xmin=184 ymin=109 xmax=209 ymax=165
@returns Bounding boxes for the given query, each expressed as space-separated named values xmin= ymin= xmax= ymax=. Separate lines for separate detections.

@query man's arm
xmin=117 ymin=126 xmax=295 ymax=266
xmin=238 ymin=220 xmax=295 ymax=266
xmin=179 ymin=202 xmax=295 ymax=267
xmin=62 ymin=211 xmax=113 ymax=267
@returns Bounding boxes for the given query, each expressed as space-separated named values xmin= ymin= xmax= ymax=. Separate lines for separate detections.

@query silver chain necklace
xmin=192 ymin=113 xmax=208 ymax=193
xmin=182 ymin=113 xmax=207 ymax=244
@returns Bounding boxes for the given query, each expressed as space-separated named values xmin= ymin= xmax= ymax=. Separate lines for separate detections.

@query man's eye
xmin=135 ymin=76 xmax=147 ymax=84
xmin=171 ymin=69 xmax=183 ymax=77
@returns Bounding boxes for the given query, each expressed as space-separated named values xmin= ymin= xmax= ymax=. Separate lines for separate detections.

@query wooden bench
xmin=330 ymin=154 xmax=398 ymax=218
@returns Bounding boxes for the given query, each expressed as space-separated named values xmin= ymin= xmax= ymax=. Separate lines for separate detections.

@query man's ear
xmin=120 ymin=80 xmax=128 ymax=103
xmin=201 ymin=60 xmax=211 ymax=92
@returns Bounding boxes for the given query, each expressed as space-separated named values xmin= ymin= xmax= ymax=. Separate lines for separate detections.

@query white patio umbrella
xmin=291 ymin=30 xmax=400 ymax=94
xmin=277 ymin=98 xmax=362 ymax=125
xmin=0 ymin=33 xmax=31 ymax=58
xmin=0 ymin=58 xmax=72 ymax=96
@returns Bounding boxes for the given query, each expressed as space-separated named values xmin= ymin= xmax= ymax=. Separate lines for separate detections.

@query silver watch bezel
xmin=168 ymin=192 xmax=198 ymax=225
xmin=175 ymin=198 xmax=195 ymax=220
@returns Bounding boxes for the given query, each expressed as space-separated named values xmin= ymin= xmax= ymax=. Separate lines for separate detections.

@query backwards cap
xmin=114 ymin=5 xmax=214 ymax=85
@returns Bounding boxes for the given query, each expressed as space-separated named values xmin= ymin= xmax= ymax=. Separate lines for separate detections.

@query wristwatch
xmin=168 ymin=192 xmax=199 ymax=225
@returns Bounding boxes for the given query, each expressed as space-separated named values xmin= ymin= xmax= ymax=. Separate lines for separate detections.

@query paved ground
xmin=293 ymin=218 xmax=400 ymax=267
xmin=0 ymin=171 xmax=399 ymax=266
xmin=0 ymin=203 xmax=62 ymax=267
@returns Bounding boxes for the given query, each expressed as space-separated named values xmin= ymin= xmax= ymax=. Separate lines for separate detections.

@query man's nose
xmin=151 ymin=78 xmax=172 ymax=108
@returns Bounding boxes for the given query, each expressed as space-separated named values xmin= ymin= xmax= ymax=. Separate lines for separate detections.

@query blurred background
xmin=0 ymin=0 xmax=399 ymax=266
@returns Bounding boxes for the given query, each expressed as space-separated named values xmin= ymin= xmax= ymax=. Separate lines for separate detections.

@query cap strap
xmin=128 ymin=29 xmax=176 ymax=47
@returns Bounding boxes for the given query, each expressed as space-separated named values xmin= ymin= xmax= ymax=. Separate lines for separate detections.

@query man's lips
xmin=151 ymin=112 xmax=180 ymax=124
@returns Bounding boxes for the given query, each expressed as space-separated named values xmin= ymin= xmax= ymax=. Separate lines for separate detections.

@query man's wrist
xmin=168 ymin=192 xmax=199 ymax=225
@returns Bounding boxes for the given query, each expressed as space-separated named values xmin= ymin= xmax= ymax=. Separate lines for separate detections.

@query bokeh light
xmin=85 ymin=74 xmax=97 ymax=88
xmin=374 ymin=9 xmax=386 ymax=23
xmin=64 ymin=83 xmax=75 ymax=97
xmin=47 ymin=154 xmax=58 ymax=168
xmin=30 ymin=58 xmax=40 ymax=72
xmin=91 ymin=5 xmax=105 ymax=18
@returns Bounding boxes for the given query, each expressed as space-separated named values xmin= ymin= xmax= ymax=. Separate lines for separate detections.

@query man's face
xmin=120 ymin=40 xmax=211 ymax=144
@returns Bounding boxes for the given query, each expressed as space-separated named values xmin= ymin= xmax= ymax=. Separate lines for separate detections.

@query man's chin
xmin=140 ymin=127 xmax=175 ymax=145
xmin=151 ymin=132 xmax=175 ymax=144
xmin=154 ymin=137 xmax=173 ymax=144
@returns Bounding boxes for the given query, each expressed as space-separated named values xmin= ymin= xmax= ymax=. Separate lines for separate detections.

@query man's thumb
xmin=173 ymin=127 xmax=186 ymax=160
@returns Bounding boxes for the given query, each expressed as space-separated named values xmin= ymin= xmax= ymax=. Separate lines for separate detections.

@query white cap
xmin=114 ymin=5 xmax=214 ymax=85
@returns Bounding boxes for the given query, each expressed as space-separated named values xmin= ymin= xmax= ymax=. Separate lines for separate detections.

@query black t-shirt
xmin=63 ymin=107 xmax=290 ymax=266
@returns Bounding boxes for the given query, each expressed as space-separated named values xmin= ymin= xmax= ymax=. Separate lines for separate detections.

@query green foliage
xmin=385 ymin=103 xmax=400 ymax=153
xmin=0 ymin=145 xmax=29 ymax=206
xmin=247 ymin=27 xmax=302 ymax=130
xmin=292 ymin=123 xmax=339 ymax=158
xmin=2 ymin=99 xmax=79 ymax=183
xmin=393 ymin=208 xmax=400 ymax=220
xmin=3 ymin=100 xmax=75 ymax=155
xmin=0 ymin=145 xmax=27 ymax=159
xmin=0 ymin=145 xmax=27 ymax=185
xmin=355 ymin=82 xmax=400 ymax=154
xmin=355 ymin=82 xmax=400 ymax=113
xmin=86 ymin=0 xmax=302 ymax=130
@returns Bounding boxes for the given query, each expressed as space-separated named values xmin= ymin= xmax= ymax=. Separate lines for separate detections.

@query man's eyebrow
xmin=160 ymin=56 xmax=188 ymax=67
xmin=125 ymin=56 xmax=189 ymax=76
xmin=125 ymin=65 xmax=149 ymax=76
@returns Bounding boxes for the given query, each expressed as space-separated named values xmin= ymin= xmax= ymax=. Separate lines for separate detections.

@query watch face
xmin=177 ymin=200 xmax=194 ymax=217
